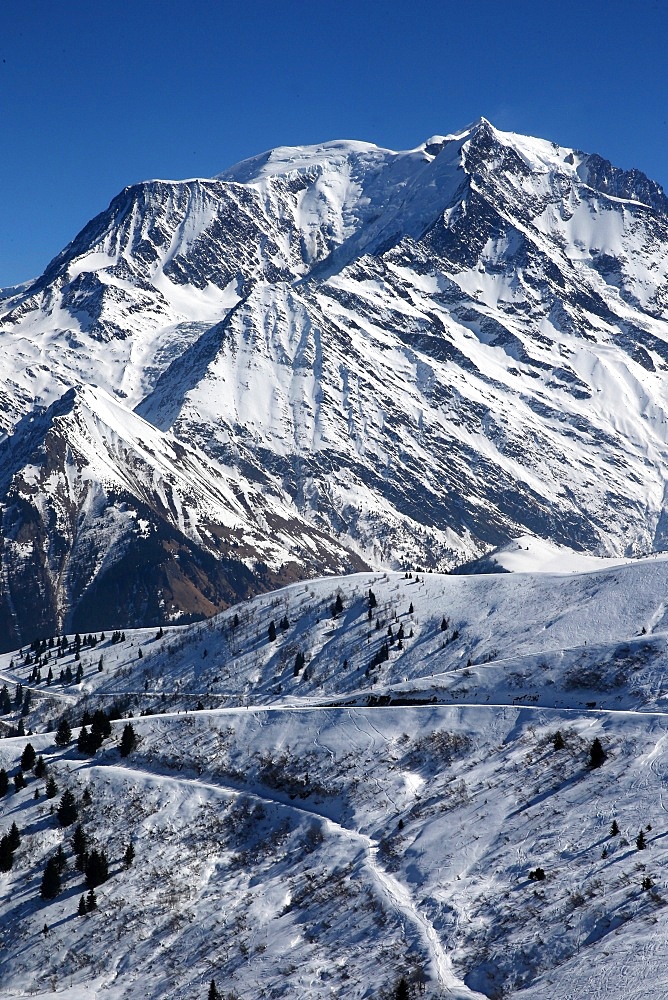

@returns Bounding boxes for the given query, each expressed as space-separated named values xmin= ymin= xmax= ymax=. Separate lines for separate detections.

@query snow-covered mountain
xmin=3 ymin=551 xmax=668 ymax=998
xmin=2 ymin=118 xmax=668 ymax=646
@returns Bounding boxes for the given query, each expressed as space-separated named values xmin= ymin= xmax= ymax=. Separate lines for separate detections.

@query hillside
xmin=1 ymin=550 xmax=668 ymax=998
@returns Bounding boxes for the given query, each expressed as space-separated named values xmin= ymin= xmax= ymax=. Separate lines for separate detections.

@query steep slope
xmin=2 ymin=558 xmax=668 ymax=998
xmin=2 ymin=118 xmax=668 ymax=643
xmin=0 ymin=384 xmax=364 ymax=650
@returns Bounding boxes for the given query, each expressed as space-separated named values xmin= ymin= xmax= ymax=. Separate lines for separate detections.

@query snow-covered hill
xmin=2 ymin=557 xmax=668 ymax=998
xmin=2 ymin=117 xmax=668 ymax=645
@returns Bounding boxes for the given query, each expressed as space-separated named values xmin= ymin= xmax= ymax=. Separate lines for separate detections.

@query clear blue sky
xmin=1 ymin=0 xmax=666 ymax=287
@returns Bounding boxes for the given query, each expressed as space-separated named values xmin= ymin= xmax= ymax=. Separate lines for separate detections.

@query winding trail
xmin=73 ymin=758 xmax=486 ymax=999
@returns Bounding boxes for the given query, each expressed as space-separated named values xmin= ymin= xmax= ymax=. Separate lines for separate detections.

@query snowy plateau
xmin=2 ymin=118 xmax=668 ymax=998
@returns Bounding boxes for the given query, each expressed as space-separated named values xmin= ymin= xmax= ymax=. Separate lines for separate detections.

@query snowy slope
xmin=0 ymin=384 xmax=365 ymax=651
xmin=2 ymin=118 xmax=668 ymax=644
xmin=1 ymin=560 xmax=668 ymax=997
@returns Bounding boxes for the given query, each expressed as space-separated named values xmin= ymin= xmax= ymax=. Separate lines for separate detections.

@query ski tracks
xmin=82 ymin=759 xmax=484 ymax=998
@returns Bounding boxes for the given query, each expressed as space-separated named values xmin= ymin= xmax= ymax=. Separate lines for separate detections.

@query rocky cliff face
xmin=1 ymin=118 xmax=668 ymax=648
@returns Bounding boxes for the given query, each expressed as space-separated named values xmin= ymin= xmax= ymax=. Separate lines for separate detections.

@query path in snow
xmin=70 ymin=758 xmax=486 ymax=1000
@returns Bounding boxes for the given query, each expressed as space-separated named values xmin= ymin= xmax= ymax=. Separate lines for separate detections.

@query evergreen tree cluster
xmin=77 ymin=709 xmax=113 ymax=756
xmin=368 ymin=642 xmax=390 ymax=671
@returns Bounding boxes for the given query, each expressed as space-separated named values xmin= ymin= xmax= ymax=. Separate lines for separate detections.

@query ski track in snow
xmin=71 ymin=756 xmax=484 ymax=999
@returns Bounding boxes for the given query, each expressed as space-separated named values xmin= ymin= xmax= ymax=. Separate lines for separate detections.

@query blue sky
xmin=1 ymin=0 xmax=666 ymax=286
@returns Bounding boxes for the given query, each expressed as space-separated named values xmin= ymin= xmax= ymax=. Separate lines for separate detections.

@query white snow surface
xmin=2 ymin=561 xmax=668 ymax=997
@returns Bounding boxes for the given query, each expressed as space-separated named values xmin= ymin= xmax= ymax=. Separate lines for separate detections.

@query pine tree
xmin=0 ymin=834 xmax=14 ymax=872
xmin=86 ymin=888 xmax=97 ymax=911
xmin=124 ymin=841 xmax=135 ymax=868
xmin=119 ymin=723 xmax=137 ymax=758
xmin=395 ymin=977 xmax=410 ymax=1000
xmin=45 ymin=774 xmax=58 ymax=799
xmin=588 ymin=737 xmax=606 ymax=769
xmin=55 ymin=717 xmax=72 ymax=747
xmin=552 ymin=730 xmax=565 ymax=751
xmin=333 ymin=593 xmax=344 ymax=617
xmin=57 ymin=789 xmax=78 ymax=826
xmin=14 ymin=770 xmax=27 ymax=792
xmin=34 ymin=755 xmax=47 ymax=778
xmin=208 ymin=980 xmax=222 ymax=1000
xmin=78 ymin=725 xmax=92 ymax=754
xmin=78 ymin=894 xmax=87 ymax=916
xmin=72 ymin=823 xmax=87 ymax=870
xmin=40 ymin=857 xmax=62 ymax=899
xmin=8 ymin=822 xmax=20 ymax=850
xmin=20 ymin=742 xmax=36 ymax=771
xmin=637 ymin=829 xmax=647 ymax=850
xmin=54 ymin=843 xmax=67 ymax=873
xmin=267 ymin=620 xmax=277 ymax=642
xmin=85 ymin=848 xmax=109 ymax=889
xmin=610 ymin=819 xmax=620 ymax=836
xmin=293 ymin=651 xmax=305 ymax=676
xmin=0 ymin=768 xmax=8 ymax=796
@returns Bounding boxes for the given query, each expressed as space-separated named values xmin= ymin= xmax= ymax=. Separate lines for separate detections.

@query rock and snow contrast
xmin=2 ymin=556 xmax=668 ymax=998
xmin=3 ymin=119 xmax=668 ymax=998
xmin=2 ymin=118 xmax=668 ymax=646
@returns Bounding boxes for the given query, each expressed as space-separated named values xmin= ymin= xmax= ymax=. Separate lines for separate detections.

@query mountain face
xmin=2 ymin=118 xmax=668 ymax=647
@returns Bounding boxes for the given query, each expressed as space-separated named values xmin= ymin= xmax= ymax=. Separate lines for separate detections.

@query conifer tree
xmin=0 ymin=834 xmax=14 ymax=872
xmin=208 ymin=980 xmax=221 ymax=1000
xmin=72 ymin=824 xmax=88 ymax=870
xmin=119 ymin=722 xmax=137 ymax=757
xmin=40 ymin=857 xmax=61 ymax=899
xmin=78 ymin=894 xmax=87 ymax=916
xmin=14 ymin=770 xmax=26 ymax=792
xmin=124 ymin=842 xmax=135 ymax=868
xmin=34 ymin=755 xmax=47 ymax=778
xmin=20 ymin=743 xmax=36 ymax=771
xmin=8 ymin=822 xmax=20 ymax=850
xmin=55 ymin=717 xmax=72 ymax=747
xmin=86 ymin=888 xmax=97 ymax=911
xmin=45 ymin=774 xmax=58 ymax=799
xmin=0 ymin=768 xmax=8 ymax=796
xmin=57 ymin=789 xmax=78 ymax=826
xmin=54 ymin=843 xmax=67 ymax=873
xmin=395 ymin=977 xmax=410 ymax=1000
xmin=610 ymin=819 xmax=620 ymax=836
xmin=588 ymin=737 xmax=606 ymax=769
xmin=267 ymin=620 xmax=277 ymax=642
xmin=637 ymin=829 xmax=647 ymax=850
xmin=85 ymin=848 xmax=109 ymax=888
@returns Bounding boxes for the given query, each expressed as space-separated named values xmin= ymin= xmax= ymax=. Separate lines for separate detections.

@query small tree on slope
xmin=588 ymin=737 xmax=606 ymax=769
